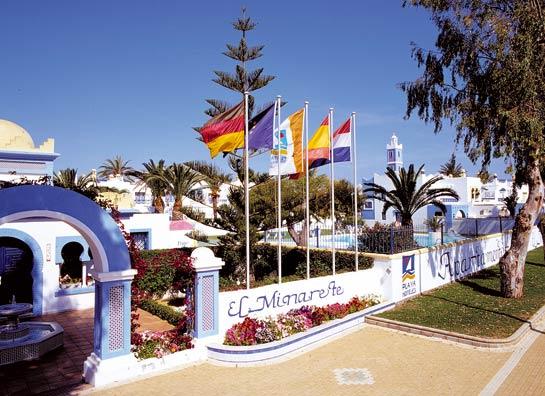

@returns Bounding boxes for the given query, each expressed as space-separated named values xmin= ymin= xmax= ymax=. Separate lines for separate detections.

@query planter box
xmin=207 ymin=300 xmax=394 ymax=365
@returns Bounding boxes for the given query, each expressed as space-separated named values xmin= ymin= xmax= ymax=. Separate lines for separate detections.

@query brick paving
xmin=496 ymin=325 xmax=545 ymax=395
xmin=3 ymin=310 xmax=545 ymax=395
xmin=0 ymin=309 xmax=93 ymax=396
xmin=91 ymin=325 xmax=512 ymax=396
xmin=0 ymin=308 xmax=173 ymax=396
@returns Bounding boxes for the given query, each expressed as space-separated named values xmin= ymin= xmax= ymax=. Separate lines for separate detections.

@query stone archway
xmin=0 ymin=185 xmax=136 ymax=386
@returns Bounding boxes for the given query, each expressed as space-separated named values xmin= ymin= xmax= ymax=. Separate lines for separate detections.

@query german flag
xmin=199 ymin=101 xmax=245 ymax=158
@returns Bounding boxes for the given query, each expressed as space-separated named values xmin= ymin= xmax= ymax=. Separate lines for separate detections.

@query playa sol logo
xmin=401 ymin=254 xmax=417 ymax=298
xmin=402 ymin=254 xmax=415 ymax=282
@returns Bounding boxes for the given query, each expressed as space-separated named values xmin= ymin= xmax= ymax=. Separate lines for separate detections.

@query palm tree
xmin=53 ymin=168 xmax=96 ymax=190
xmin=131 ymin=159 xmax=168 ymax=213
xmin=54 ymin=168 xmax=128 ymax=203
xmin=439 ymin=154 xmax=464 ymax=177
xmin=184 ymin=160 xmax=232 ymax=219
xmin=53 ymin=168 xmax=100 ymax=201
xmin=363 ymin=164 xmax=459 ymax=226
xmin=148 ymin=163 xmax=204 ymax=220
xmin=502 ymin=188 xmax=518 ymax=217
xmin=98 ymin=155 xmax=135 ymax=180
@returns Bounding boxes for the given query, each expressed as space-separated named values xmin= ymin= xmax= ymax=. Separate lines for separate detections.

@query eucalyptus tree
xmin=363 ymin=164 xmax=459 ymax=226
xmin=148 ymin=163 xmax=204 ymax=220
xmin=401 ymin=0 xmax=545 ymax=297
xmin=252 ymin=174 xmax=364 ymax=246
xmin=439 ymin=154 xmax=464 ymax=177
xmin=98 ymin=155 xmax=135 ymax=180
xmin=184 ymin=160 xmax=233 ymax=219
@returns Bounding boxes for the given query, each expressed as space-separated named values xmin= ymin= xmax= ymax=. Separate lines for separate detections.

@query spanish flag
xmin=308 ymin=116 xmax=331 ymax=169
xmin=199 ymin=101 xmax=245 ymax=158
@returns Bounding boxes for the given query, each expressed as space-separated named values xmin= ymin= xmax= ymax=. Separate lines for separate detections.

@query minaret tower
xmin=386 ymin=132 xmax=403 ymax=172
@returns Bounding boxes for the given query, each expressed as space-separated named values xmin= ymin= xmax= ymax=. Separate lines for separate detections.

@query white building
xmin=362 ymin=132 xmax=527 ymax=229
xmin=0 ymin=119 xmax=208 ymax=314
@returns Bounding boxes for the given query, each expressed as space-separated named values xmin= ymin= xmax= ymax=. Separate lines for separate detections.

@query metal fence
xmin=261 ymin=222 xmax=454 ymax=255
xmin=451 ymin=217 xmax=515 ymax=237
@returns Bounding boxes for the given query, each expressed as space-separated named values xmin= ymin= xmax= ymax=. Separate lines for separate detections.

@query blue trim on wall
xmin=0 ymin=185 xmax=131 ymax=272
xmin=128 ymin=228 xmax=152 ymax=250
xmin=194 ymin=269 xmax=220 ymax=338
xmin=55 ymin=236 xmax=91 ymax=263
xmin=55 ymin=286 xmax=94 ymax=296
xmin=0 ymin=228 xmax=44 ymax=316
xmin=0 ymin=150 xmax=59 ymax=161
xmin=94 ymin=279 xmax=132 ymax=359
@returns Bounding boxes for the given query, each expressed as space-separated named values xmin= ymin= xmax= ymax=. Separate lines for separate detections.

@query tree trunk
xmin=287 ymin=221 xmax=308 ymax=246
xmin=538 ymin=214 xmax=545 ymax=264
xmin=499 ymin=160 xmax=543 ymax=298
xmin=211 ymin=191 xmax=219 ymax=219
xmin=153 ymin=195 xmax=164 ymax=213
xmin=172 ymin=198 xmax=183 ymax=220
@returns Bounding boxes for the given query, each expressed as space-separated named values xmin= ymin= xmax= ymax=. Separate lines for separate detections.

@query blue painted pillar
xmin=83 ymin=269 xmax=137 ymax=386
xmin=191 ymin=248 xmax=225 ymax=339
xmin=93 ymin=278 xmax=132 ymax=359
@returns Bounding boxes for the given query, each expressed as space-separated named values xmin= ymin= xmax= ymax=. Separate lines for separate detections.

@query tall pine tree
xmin=205 ymin=8 xmax=274 ymax=118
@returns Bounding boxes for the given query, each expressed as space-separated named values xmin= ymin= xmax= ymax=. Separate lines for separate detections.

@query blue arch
xmin=0 ymin=228 xmax=44 ymax=316
xmin=0 ymin=185 xmax=130 ymax=273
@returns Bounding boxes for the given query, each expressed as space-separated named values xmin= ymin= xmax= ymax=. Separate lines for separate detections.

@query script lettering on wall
xmin=227 ymin=280 xmax=344 ymax=319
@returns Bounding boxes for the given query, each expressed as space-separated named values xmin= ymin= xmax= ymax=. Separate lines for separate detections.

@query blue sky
xmin=0 ymin=0 xmax=510 ymax=181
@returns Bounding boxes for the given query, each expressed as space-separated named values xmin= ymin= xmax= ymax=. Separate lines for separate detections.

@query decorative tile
xmin=333 ymin=368 xmax=375 ymax=385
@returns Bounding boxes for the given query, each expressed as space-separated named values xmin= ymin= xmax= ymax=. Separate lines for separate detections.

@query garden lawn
xmin=377 ymin=247 xmax=545 ymax=338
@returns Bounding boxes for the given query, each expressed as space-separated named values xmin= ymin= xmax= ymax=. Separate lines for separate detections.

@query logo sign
xmin=401 ymin=255 xmax=417 ymax=297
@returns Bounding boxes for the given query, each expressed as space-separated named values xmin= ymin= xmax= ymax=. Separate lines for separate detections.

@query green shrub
xmin=135 ymin=249 xmax=194 ymax=299
xmin=140 ymin=299 xmax=183 ymax=326
xmin=134 ymin=339 xmax=160 ymax=360
xmin=219 ymin=244 xmax=373 ymax=288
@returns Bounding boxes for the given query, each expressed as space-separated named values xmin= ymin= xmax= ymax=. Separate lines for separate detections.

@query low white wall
xmin=390 ymin=227 xmax=543 ymax=302
xmin=218 ymin=261 xmax=391 ymax=335
xmin=218 ymin=228 xmax=544 ymax=337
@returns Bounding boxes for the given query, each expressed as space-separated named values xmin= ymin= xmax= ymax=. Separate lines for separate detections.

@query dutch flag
xmin=332 ymin=118 xmax=351 ymax=163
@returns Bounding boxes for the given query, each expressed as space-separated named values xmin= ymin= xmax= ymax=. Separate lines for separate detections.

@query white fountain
xmin=0 ymin=295 xmax=64 ymax=366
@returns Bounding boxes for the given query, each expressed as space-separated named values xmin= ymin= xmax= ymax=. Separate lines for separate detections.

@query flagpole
xmin=276 ymin=95 xmax=282 ymax=284
xmin=352 ymin=112 xmax=359 ymax=271
xmin=244 ymin=91 xmax=250 ymax=290
xmin=304 ymin=101 xmax=310 ymax=279
xmin=329 ymin=107 xmax=336 ymax=276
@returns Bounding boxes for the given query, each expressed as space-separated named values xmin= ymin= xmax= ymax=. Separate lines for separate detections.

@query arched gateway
xmin=0 ymin=185 xmax=136 ymax=385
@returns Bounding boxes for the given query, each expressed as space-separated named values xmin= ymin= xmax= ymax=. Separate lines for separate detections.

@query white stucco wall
xmin=0 ymin=220 xmax=95 ymax=314
xmin=217 ymin=227 xmax=543 ymax=337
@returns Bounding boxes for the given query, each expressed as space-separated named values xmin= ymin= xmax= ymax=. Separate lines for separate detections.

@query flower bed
xmin=224 ymin=295 xmax=381 ymax=346
xmin=133 ymin=328 xmax=193 ymax=360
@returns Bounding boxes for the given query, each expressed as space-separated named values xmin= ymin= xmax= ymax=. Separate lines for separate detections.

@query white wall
xmin=390 ymin=227 xmax=543 ymax=302
xmin=218 ymin=261 xmax=391 ymax=335
xmin=121 ymin=213 xmax=196 ymax=249
xmin=217 ymin=227 xmax=543 ymax=337
xmin=0 ymin=220 xmax=95 ymax=313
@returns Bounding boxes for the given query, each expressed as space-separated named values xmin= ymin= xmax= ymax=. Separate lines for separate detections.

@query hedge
xmin=135 ymin=249 xmax=194 ymax=299
xmin=140 ymin=299 xmax=183 ymax=326
xmin=137 ymin=245 xmax=373 ymax=291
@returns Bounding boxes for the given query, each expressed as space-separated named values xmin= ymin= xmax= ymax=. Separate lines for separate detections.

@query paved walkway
xmin=494 ymin=321 xmax=545 ymax=395
xmin=4 ymin=311 xmax=545 ymax=394
xmin=0 ymin=309 xmax=93 ymax=396
xmin=91 ymin=325 xmax=512 ymax=396
xmin=0 ymin=308 xmax=173 ymax=396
